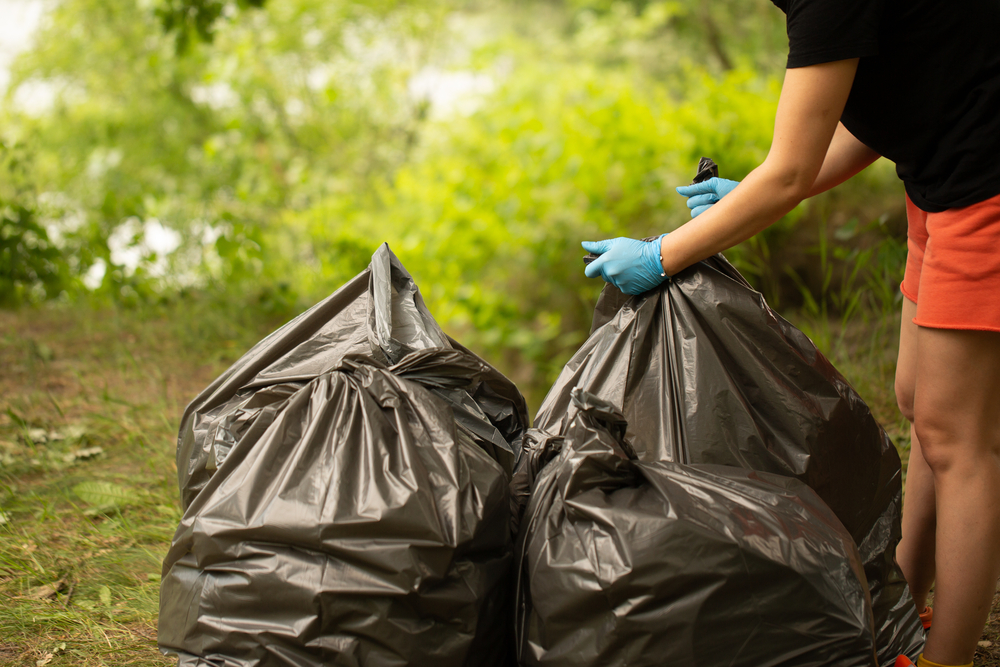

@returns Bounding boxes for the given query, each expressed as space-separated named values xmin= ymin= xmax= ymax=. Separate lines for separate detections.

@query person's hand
xmin=675 ymin=177 xmax=740 ymax=217
xmin=581 ymin=235 xmax=667 ymax=295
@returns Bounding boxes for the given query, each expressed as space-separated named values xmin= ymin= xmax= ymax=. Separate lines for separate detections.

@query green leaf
xmin=97 ymin=584 xmax=112 ymax=607
xmin=72 ymin=481 xmax=131 ymax=508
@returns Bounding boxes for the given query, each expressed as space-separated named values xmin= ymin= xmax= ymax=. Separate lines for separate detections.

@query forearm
xmin=807 ymin=122 xmax=880 ymax=197
xmin=659 ymin=161 xmax=808 ymax=276
xmin=659 ymin=59 xmax=861 ymax=276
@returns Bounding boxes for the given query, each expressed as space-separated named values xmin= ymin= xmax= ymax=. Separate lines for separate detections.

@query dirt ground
xmin=974 ymin=584 xmax=1000 ymax=665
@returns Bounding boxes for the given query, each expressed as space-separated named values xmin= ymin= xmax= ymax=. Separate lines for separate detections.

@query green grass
xmin=0 ymin=298 xmax=272 ymax=666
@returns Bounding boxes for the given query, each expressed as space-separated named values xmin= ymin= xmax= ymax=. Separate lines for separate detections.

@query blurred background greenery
xmin=2 ymin=0 xmax=909 ymax=406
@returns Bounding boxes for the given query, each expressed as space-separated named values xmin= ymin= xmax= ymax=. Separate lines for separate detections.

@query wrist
xmin=646 ymin=234 xmax=668 ymax=279
xmin=658 ymin=234 xmax=670 ymax=275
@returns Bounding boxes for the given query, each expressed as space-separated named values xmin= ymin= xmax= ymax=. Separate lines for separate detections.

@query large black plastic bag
xmin=159 ymin=244 xmax=529 ymax=666
xmin=513 ymin=389 xmax=879 ymax=667
xmin=530 ymin=251 xmax=924 ymax=664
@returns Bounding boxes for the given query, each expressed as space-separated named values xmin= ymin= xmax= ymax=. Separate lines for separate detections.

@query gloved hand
xmin=581 ymin=235 xmax=667 ymax=295
xmin=675 ymin=177 xmax=740 ymax=218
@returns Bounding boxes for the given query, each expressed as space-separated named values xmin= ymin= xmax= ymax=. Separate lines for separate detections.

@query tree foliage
xmin=158 ymin=0 xmax=266 ymax=53
xmin=2 ymin=0 xmax=905 ymax=399
xmin=0 ymin=140 xmax=75 ymax=306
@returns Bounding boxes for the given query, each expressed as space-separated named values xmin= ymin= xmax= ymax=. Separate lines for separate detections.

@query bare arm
xmin=808 ymin=121 xmax=880 ymax=197
xmin=659 ymin=59 xmax=861 ymax=276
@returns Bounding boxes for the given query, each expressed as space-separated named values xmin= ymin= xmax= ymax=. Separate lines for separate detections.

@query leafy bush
xmin=2 ymin=0 xmax=910 ymax=404
xmin=0 ymin=141 xmax=74 ymax=306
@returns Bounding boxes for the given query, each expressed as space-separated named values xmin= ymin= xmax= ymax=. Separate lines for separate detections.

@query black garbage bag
xmin=513 ymin=389 xmax=879 ymax=667
xmin=533 ymin=230 xmax=924 ymax=663
xmin=174 ymin=243 xmax=527 ymax=510
xmin=159 ymin=244 xmax=529 ymax=667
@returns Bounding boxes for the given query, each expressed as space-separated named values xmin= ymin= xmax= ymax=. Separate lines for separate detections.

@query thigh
xmin=912 ymin=326 xmax=1000 ymax=464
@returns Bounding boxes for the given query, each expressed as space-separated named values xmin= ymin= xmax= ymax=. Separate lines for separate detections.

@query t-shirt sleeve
xmin=783 ymin=0 xmax=882 ymax=68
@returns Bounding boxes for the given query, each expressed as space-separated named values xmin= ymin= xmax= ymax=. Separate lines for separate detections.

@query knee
xmin=912 ymin=412 xmax=962 ymax=474
xmin=894 ymin=374 xmax=915 ymax=423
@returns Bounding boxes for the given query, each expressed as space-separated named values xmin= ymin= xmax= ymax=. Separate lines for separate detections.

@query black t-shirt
xmin=771 ymin=0 xmax=1000 ymax=212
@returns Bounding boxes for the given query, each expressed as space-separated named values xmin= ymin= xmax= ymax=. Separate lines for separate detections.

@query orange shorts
xmin=900 ymin=191 xmax=1000 ymax=332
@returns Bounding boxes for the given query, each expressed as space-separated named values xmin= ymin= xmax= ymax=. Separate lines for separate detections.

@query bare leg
xmin=913 ymin=325 xmax=1000 ymax=664
xmin=894 ymin=298 xmax=937 ymax=610
xmin=899 ymin=424 xmax=937 ymax=610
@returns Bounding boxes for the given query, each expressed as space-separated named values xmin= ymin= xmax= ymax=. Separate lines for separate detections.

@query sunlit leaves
xmin=1 ymin=0 xmax=905 ymax=406
xmin=4 ymin=0 xmax=447 ymax=304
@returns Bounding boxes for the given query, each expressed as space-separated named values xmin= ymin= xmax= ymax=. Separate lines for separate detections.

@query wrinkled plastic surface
xmin=159 ymin=244 xmax=529 ymax=666
xmin=174 ymin=244 xmax=527 ymax=510
xmin=513 ymin=389 xmax=878 ymax=667
xmin=525 ymin=247 xmax=924 ymax=665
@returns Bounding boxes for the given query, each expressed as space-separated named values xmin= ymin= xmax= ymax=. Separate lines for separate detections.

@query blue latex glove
xmin=582 ymin=235 xmax=667 ymax=295
xmin=675 ymin=177 xmax=740 ymax=218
